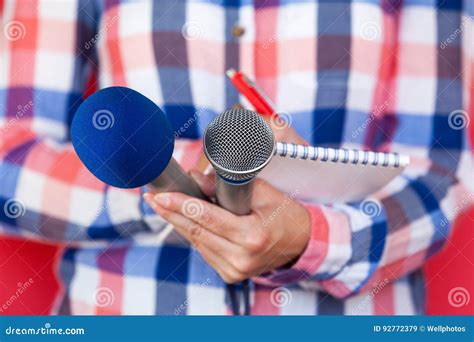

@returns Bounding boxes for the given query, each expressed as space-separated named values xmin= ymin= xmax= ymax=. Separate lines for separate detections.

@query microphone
xmin=203 ymin=108 xmax=275 ymax=215
xmin=71 ymin=86 xmax=206 ymax=199
xmin=204 ymin=108 xmax=275 ymax=316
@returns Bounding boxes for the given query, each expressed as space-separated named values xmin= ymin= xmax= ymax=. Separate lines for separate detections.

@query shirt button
xmin=232 ymin=25 xmax=245 ymax=38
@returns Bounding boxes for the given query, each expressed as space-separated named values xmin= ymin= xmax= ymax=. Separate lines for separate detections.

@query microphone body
xmin=71 ymin=86 xmax=206 ymax=200
xmin=214 ymin=178 xmax=254 ymax=215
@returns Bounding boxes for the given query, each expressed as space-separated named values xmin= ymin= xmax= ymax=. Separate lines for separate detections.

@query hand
xmin=143 ymin=172 xmax=310 ymax=284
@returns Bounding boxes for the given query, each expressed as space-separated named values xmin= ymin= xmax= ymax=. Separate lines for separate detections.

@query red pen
xmin=226 ymin=69 xmax=278 ymax=118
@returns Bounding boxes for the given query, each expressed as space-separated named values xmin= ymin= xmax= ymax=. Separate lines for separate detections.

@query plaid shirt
xmin=1 ymin=0 xmax=473 ymax=315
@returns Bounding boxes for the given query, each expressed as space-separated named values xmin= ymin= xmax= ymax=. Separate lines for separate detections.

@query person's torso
xmin=4 ymin=0 xmax=454 ymax=315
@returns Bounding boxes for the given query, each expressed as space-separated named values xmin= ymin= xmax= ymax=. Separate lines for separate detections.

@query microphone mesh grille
xmin=204 ymin=109 xmax=275 ymax=182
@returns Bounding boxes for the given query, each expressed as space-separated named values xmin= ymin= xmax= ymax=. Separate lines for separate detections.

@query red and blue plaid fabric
xmin=1 ymin=0 xmax=473 ymax=315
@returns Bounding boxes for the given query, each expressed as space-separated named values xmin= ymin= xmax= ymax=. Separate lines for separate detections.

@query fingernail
xmin=143 ymin=193 xmax=158 ymax=209
xmin=154 ymin=193 xmax=171 ymax=208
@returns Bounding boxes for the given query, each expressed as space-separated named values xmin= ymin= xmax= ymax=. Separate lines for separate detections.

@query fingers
xmin=144 ymin=195 xmax=248 ymax=283
xmin=145 ymin=192 xmax=246 ymax=244
xmin=197 ymin=244 xmax=247 ymax=284
xmin=154 ymin=201 xmax=273 ymax=280
xmin=145 ymin=199 xmax=239 ymax=255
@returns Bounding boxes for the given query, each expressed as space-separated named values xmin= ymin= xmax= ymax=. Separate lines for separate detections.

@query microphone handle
xmin=215 ymin=176 xmax=253 ymax=215
xmin=150 ymin=158 xmax=208 ymax=200
xmin=215 ymin=176 xmax=253 ymax=315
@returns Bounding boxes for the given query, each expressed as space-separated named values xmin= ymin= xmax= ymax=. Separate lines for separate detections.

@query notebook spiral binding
xmin=275 ymin=142 xmax=409 ymax=168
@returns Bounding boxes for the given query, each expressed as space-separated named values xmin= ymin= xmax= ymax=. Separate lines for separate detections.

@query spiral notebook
xmin=258 ymin=142 xmax=410 ymax=203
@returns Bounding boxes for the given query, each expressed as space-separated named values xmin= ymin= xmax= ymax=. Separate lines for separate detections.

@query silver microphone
xmin=203 ymin=109 xmax=275 ymax=215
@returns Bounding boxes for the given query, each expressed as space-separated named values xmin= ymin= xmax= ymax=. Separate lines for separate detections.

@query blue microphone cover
xmin=71 ymin=87 xmax=174 ymax=188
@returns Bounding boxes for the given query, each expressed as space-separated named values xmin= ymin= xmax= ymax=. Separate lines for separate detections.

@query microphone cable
xmin=228 ymin=280 xmax=251 ymax=315
xmin=242 ymin=279 xmax=250 ymax=315
xmin=228 ymin=284 xmax=240 ymax=315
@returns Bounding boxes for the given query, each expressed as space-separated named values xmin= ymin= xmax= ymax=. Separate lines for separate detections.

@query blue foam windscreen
xmin=71 ymin=87 xmax=174 ymax=188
